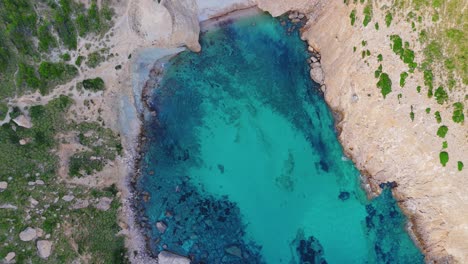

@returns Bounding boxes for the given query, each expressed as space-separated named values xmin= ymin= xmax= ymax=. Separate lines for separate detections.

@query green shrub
xmin=437 ymin=125 xmax=448 ymax=138
xmin=17 ymin=63 xmax=41 ymax=90
xmin=363 ymin=4 xmax=372 ymax=26
xmin=377 ymin=54 xmax=383 ymax=62
xmin=425 ymin=108 xmax=431 ymax=114
xmin=439 ymin=151 xmax=449 ymax=167
xmin=54 ymin=0 xmax=77 ymax=49
xmin=374 ymin=23 xmax=379 ymax=30
xmin=434 ymin=86 xmax=448 ymax=104
xmin=435 ymin=111 xmax=442 ymax=123
xmin=400 ymin=72 xmax=409 ymax=87
xmin=82 ymin=77 xmax=105 ymax=92
xmin=374 ymin=64 xmax=383 ymax=78
xmin=377 ymin=72 xmax=392 ymax=98
xmin=385 ymin=12 xmax=393 ymax=27
xmin=75 ymin=55 xmax=85 ymax=66
xmin=416 ymin=86 xmax=421 ymax=93
xmin=452 ymin=102 xmax=464 ymax=123
xmin=86 ymin=51 xmax=104 ymax=68
xmin=410 ymin=107 xmax=415 ymax=121
xmin=442 ymin=141 xmax=448 ymax=149
xmin=458 ymin=161 xmax=464 ymax=171
xmin=61 ymin=53 xmax=71 ymax=61
xmin=350 ymin=10 xmax=357 ymax=26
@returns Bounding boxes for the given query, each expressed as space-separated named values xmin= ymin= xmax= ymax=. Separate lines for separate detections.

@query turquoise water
xmin=137 ymin=14 xmax=424 ymax=263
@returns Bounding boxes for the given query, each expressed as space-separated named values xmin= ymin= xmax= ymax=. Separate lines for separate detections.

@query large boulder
xmin=158 ymin=250 xmax=191 ymax=264
xmin=37 ymin=240 xmax=52 ymax=259
xmin=310 ymin=66 xmax=324 ymax=84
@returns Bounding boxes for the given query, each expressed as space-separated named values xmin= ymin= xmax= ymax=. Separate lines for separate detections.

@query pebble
xmin=5 ymin=252 xmax=15 ymax=262
xmin=156 ymin=221 xmax=167 ymax=233
xmin=0 ymin=181 xmax=7 ymax=191
xmin=35 ymin=180 xmax=45 ymax=185
xmin=62 ymin=195 xmax=75 ymax=202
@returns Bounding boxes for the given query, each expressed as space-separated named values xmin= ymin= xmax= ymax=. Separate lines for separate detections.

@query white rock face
xmin=37 ymin=240 xmax=52 ymax=259
xmin=0 ymin=181 xmax=7 ymax=191
xmin=129 ymin=0 xmax=201 ymax=52
xmin=158 ymin=251 xmax=191 ymax=264
xmin=19 ymin=227 xmax=37 ymax=241
xmin=5 ymin=252 xmax=15 ymax=262
xmin=13 ymin=115 xmax=32 ymax=128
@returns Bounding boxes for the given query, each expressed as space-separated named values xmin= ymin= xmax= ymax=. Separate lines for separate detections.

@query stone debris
xmin=5 ymin=252 xmax=15 ymax=262
xmin=28 ymin=181 xmax=36 ymax=186
xmin=156 ymin=221 xmax=167 ymax=233
xmin=70 ymin=199 xmax=89 ymax=210
xmin=95 ymin=197 xmax=113 ymax=211
xmin=62 ymin=195 xmax=75 ymax=202
xmin=158 ymin=251 xmax=190 ymax=264
xmin=0 ymin=181 xmax=7 ymax=191
xmin=36 ymin=228 xmax=44 ymax=238
xmin=19 ymin=139 xmax=27 ymax=145
xmin=13 ymin=115 xmax=32 ymax=129
xmin=37 ymin=240 xmax=52 ymax=259
xmin=19 ymin=227 xmax=37 ymax=241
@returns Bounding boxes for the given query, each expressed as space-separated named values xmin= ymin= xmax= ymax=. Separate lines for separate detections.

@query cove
xmin=137 ymin=13 xmax=424 ymax=263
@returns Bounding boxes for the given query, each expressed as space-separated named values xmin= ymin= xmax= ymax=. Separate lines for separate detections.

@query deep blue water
xmin=136 ymin=13 xmax=424 ymax=264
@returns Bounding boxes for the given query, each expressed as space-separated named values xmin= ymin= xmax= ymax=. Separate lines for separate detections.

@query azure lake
xmin=137 ymin=13 xmax=424 ymax=263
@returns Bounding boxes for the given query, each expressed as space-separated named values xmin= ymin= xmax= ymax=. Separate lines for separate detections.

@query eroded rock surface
xmin=158 ymin=250 xmax=191 ymax=264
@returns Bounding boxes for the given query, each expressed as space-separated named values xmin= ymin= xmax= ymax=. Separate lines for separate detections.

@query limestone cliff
xmin=255 ymin=0 xmax=467 ymax=262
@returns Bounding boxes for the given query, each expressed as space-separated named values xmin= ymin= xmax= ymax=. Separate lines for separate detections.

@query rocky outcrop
xmin=13 ymin=115 xmax=32 ymax=128
xmin=95 ymin=197 xmax=113 ymax=211
xmin=157 ymin=251 xmax=191 ymax=264
xmin=129 ymin=0 xmax=200 ymax=52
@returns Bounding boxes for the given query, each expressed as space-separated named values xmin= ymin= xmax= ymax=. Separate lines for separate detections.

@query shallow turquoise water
xmin=137 ymin=14 xmax=424 ymax=263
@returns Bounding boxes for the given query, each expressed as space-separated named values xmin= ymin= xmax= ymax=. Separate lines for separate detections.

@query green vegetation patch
xmin=82 ymin=77 xmax=105 ymax=92
xmin=350 ymin=9 xmax=357 ymax=26
xmin=390 ymin=35 xmax=417 ymax=70
xmin=452 ymin=102 xmax=464 ymax=123
xmin=442 ymin=141 xmax=448 ymax=149
xmin=86 ymin=51 xmax=105 ymax=68
xmin=363 ymin=4 xmax=373 ymax=26
xmin=0 ymin=96 xmax=125 ymax=263
xmin=439 ymin=151 xmax=449 ymax=167
xmin=434 ymin=86 xmax=448 ymax=104
xmin=458 ymin=161 xmax=464 ymax=171
xmin=400 ymin=72 xmax=409 ymax=87
xmin=38 ymin=62 xmax=78 ymax=94
xmin=385 ymin=12 xmax=393 ymax=27
xmin=377 ymin=72 xmax=392 ymax=98
xmin=437 ymin=125 xmax=448 ymax=138
xmin=0 ymin=103 xmax=8 ymax=120
xmin=434 ymin=111 xmax=442 ymax=123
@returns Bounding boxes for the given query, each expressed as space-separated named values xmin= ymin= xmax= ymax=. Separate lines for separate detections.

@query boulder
xmin=13 ymin=115 xmax=32 ymax=129
xmin=19 ymin=227 xmax=37 ymax=241
xmin=5 ymin=252 xmax=15 ymax=262
xmin=62 ymin=195 xmax=75 ymax=202
xmin=156 ymin=221 xmax=167 ymax=233
xmin=37 ymin=240 xmax=52 ymax=259
xmin=310 ymin=67 xmax=324 ymax=84
xmin=225 ymin=245 xmax=242 ymax=258
xmin=158 ymin=250 xmax=190 ymax=264
xmin=71 ymin=199 xmax=89 ymax=210
xmin=0 ymin=181 xmax=7 ymax=191
xmin=95 ymin=197 xmax=113 ymax=211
